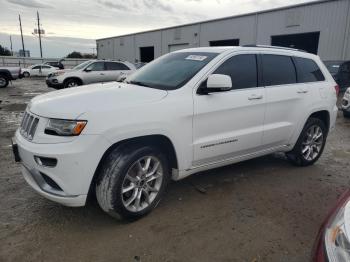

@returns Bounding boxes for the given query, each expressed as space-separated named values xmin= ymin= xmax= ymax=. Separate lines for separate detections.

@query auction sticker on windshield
xmin=185 ymin=55 xmax=208 ymax=61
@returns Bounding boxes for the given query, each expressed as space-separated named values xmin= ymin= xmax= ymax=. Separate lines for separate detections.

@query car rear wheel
xmin=287 ymin=117 xmax=327 ymax=166
xmin=64 ymin=79 xmax=80 ymax=88
xmin=23 ymin=72 xmax=30 ymax=78
xmin=95 ymin=143 xmax=170 ymax=220
xmin=0 ymin=75 xmax=9 ymax=88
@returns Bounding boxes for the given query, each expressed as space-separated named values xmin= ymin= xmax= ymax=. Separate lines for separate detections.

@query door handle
xmin=100 ymin=73 xmax=105 ymax=75
xmin=248 ymin=94 xmax=263 ymax=100
xmin=297 ymin=90 xmax=308 ymax=94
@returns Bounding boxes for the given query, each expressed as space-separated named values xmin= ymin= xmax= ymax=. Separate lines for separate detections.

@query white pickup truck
xmin=0 ymin=67 xmax=22 ymax=88
xmin=12 ymin=46 xmax=338 ymax=220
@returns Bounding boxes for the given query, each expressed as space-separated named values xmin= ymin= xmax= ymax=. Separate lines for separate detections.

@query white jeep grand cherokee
xmin=12 ymin=46 xmax=338 ymax=219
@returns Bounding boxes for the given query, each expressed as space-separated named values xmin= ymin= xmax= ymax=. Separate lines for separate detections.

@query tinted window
xmin=32 ymin=66 xmax=41 ymax=69
xmin=42 ymin=65 xmax=51 ymax=69
xmin=294 ymin=57 xmax=325 ymax=82
xmin=105 ymin=62 xmax=130 ymax=70
xmin=262 ymin=55 xmax=297 ymax=86
xmin=213 ymin=54 xmax=257 ymax=89
xmin=86 ymin=62 xmax=105 ymax=71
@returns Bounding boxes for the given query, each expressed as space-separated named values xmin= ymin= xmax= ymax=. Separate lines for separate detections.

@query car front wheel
xmin=95 ymin=144 xmax=170 ymax=220
xmin=0 ymin=75 xmax=9 ymax=88
xmin=64 ymin=79 xmax=80 ymax=88
xmin=287 ymin=117 xmax=327 ymax=166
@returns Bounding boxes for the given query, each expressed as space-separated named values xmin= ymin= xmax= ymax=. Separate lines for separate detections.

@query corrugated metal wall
xmin=97 ymin=0 xmax=350 ymax=62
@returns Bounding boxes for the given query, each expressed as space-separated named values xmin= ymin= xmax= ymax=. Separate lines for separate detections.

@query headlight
xmin=325 ymin=201 xmax=350 ymax=261
xmin=50 ymin=71 xmax=65 ymax=77
xmin=45 ymin=119 xmax=87 ymax=136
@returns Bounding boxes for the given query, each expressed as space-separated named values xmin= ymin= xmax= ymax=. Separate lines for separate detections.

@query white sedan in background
xmin=22 ymin=64 xmax=58 ymax=77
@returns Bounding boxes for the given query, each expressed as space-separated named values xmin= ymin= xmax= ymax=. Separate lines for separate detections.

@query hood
xmin=28 ymin=82 xmax=168 ymax=119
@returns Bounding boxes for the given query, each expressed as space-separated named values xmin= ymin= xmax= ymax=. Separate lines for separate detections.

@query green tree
xmin=0 ymin=45 xmax=11 ymax=56
xmin=66 ymin=51 xmax=83 ymax=58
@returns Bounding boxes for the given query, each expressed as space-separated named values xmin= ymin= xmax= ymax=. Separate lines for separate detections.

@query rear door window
xmin=294 ymin=57 xmax=325 ymax=82
xmin=213 ymin=54 xmax=258 ymax=90
xmin=105 ymin=62 xmax=130 ymax=70
xmin=262 ymin=54 xmax=297 ymax=86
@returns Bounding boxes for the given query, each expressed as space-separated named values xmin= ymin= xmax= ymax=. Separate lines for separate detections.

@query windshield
xmin=324 ymin=61 xmax=343 ymax=74
xmin=127 ymin=52 xmax=218 ymax=90
xmin=73 ymin=61 xmax=92 ymax=70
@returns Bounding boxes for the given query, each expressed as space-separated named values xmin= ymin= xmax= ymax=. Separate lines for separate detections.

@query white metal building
xmin=96 ymin=0 xmax=350 ymax=62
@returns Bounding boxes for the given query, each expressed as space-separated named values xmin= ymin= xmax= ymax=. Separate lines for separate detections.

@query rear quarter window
xmin=294 ymin=57 xmax=325 ymax=83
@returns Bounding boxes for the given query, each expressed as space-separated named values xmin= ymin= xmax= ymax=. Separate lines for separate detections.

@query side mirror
xmin=84 ymin=68 xmax=92 ymax=72
xmin=198 ymin=74 xmax=232 ymax=94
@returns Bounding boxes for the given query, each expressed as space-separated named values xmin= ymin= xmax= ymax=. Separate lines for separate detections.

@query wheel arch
xmin=87 ymin=134 xmax=179 ymax=201
xmin=308 ymin=110 xmax=330 ymax=134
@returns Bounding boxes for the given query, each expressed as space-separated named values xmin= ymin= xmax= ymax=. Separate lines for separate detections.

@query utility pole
xmin=19 ymin=14 xmax=25 ymax=57
xmin=37 ymin=11 xmax=43 ymax=58
xmin=9 ymin=35 xmax=13 ymax=56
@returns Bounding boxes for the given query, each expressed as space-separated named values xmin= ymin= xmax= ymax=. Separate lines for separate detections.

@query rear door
xmin=105 ymin=62 xmax=131 ymax=82
xmin=30 ymin=65 xmax=41 ymax=76
xmin=193 ymin=53 xmax=266 ymax=166
xmin=261 ymin=54 xmax=315 ymax=148
xmin=40 ymin=65 xmax=53 ymax=76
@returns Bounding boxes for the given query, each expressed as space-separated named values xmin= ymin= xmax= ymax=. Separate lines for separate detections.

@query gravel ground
xmin=0 ymin=78 xmax=349 ymax=262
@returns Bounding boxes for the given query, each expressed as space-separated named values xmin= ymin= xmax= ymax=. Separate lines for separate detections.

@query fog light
xmin=34 ymin=156 xmax=57 ymax=167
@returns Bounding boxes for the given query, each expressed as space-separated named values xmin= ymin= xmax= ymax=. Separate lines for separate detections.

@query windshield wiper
xmin=129 ymin=81 xmax=151 ymax=87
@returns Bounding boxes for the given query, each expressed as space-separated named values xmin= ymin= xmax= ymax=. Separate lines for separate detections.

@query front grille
xmin=20 ymin=111 xmax=39 ymax=140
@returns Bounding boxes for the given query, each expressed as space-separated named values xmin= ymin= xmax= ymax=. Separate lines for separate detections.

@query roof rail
xmin=242 ymin=45 xmax=307 ymax=53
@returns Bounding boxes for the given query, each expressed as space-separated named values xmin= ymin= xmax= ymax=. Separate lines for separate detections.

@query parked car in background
xmin=46 ymin=60 xmax=136 ymax=89
xmin=312 ymin=189 xmax=350 ymax=262
xmin=0 ymin=67 xmax=22 ymax=88
xmin=44 ymin=60 xmax=64 ymax=70
xmin=13 ymin=46 xmax=338 ymax=220
xmin=341 ymin=87 xmax=350 ymax=118
xmin=22 ymin=64 xmax=58 ymax=77
xmin=324 ymin=60 xmax=350 ymax=92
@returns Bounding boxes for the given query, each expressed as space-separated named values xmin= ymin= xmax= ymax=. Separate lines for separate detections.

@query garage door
xmin=271 ymin=32 xmax=320 ymax=54
xmin=168 ymin=43 xmax=189 ymax=53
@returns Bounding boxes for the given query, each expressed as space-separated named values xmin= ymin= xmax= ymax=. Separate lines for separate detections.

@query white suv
xmin=46 ymin=60 xmax=136 ymax=89
xmin=12 ymin=46 xmax=338 ymax=219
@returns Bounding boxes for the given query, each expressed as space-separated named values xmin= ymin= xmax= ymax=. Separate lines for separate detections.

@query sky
xmin=0 ymin=0 xmax=314 ymax=58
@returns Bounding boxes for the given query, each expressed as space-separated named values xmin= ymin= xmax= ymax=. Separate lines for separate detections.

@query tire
xmin=286 ymin=117 xmax=327 ymax=166
xmin=23 ymin=72 xmax=30 ymax=78
xmin=95 ymin=143 xmax=170 ymax=220
xmin=343 ymin=111 xmax=350 ymax=118
xmin=64 ymin=79 xmax=81 ymax=88
xmin=0 ymin=75 xmax=9 ymax=88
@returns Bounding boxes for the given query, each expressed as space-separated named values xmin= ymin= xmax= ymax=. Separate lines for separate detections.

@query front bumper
xmin=46 ymin=78 xmax=64 ymax=89
xmin=13 ymin=130 xmax=110 ymax=207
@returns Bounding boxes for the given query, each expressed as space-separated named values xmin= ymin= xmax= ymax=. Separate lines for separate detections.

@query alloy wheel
xmin=121 ymin=156 xmax=163 ymax=212
xmin=301 ymin=125 xmax=324 ymax=161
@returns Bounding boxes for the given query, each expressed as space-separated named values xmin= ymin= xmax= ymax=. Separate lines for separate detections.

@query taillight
xmin=334 ymin=85 xmax=340 ymax=96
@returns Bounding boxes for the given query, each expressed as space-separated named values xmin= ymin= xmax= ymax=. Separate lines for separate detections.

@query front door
xmin=83 ymin=61 xmax=106 ymax=84
xmin=193 ymin=54 xmax=265 ymax=167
